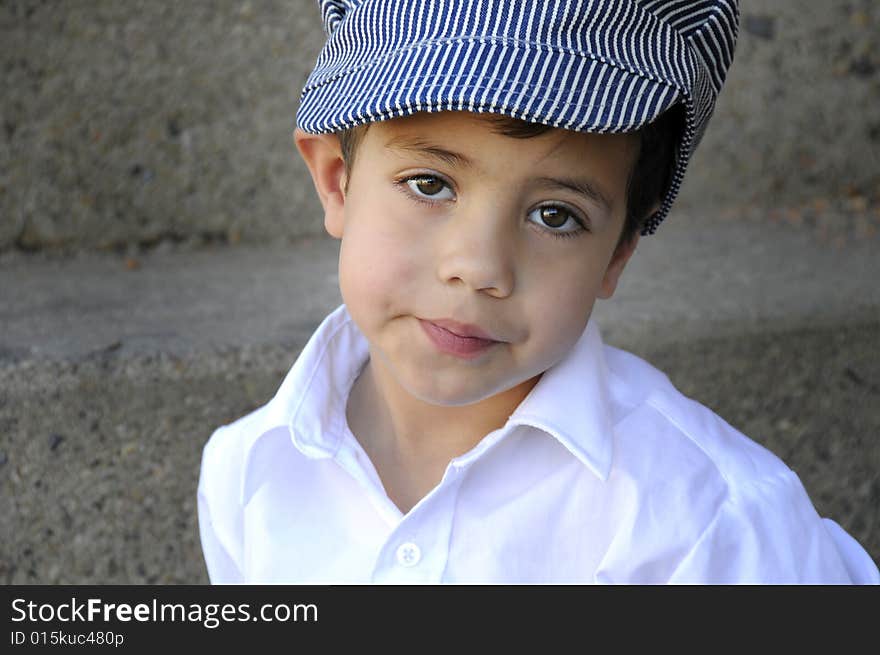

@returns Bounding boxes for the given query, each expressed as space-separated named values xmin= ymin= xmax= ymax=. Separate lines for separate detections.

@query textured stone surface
xmin=685 ymin=0 xmax=880 ymax=212
xmin=0 ymin=237 xmax=342 ymax=361
xmin=0 ymin=347 xmax=291 ymax=584
xmin=2 ymin=0 xmax=879 ymax=251
xmin=1 ymin=0 xmax=325 ymax=251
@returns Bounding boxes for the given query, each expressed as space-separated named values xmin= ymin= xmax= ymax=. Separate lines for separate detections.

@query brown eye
xmin=539 ymin=206 xmax=569 ymax=228
xmin=527 ymin=204 xmax=585 ymax=237
xmin=414 ymin=176 xmax=446 ymax=196
xmin=402 ymin=175 xmax=454 ymax=202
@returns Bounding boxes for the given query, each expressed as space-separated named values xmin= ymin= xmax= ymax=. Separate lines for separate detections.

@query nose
xmin=435 ymin=206 xmax=516 ymax=298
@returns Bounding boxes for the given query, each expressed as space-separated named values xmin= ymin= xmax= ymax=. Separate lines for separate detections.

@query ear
xmin=598 ymin=231 xmax=640 ymax=300
xmin=293 ymin=128 xmax=348 ymax=239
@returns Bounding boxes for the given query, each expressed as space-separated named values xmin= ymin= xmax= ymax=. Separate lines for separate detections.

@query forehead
xmin=370 ymin=110 xmax=637 ymax=159
xmin=368 ymin=112 xmax=638 ymax=179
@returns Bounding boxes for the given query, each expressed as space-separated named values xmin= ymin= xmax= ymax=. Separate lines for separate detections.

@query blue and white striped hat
xmin=296 ymin=0 xmax=739 ymax=235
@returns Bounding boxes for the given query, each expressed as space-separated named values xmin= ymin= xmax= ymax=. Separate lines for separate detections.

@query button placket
xmin=370 ymin=469 xmax=467 ymax=583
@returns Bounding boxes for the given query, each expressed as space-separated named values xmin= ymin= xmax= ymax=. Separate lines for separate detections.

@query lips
xmin=423 ymin=318 xmax=496 ymax=341
xmin=418 ymin=318 xmax=501 ymax=359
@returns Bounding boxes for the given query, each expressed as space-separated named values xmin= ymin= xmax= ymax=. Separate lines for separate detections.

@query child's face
xmin=298 ymin=111 xmax=640 ymax=408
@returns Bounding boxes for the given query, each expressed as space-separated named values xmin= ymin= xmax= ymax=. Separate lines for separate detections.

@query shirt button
xmin=395 ymin=542 xmax=421 ymax=567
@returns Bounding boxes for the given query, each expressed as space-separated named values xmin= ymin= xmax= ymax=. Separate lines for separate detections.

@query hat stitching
xmin=307 ymin=71 xmax=679 ymax=119
xmin=643 ymin=93 xmax=696 ymax=234
xmin=305 ymin=93 xmax=679 ymax=139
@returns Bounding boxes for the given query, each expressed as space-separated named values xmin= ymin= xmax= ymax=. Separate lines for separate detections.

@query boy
xmin=197 ymin=0 xmax=879 ymax=583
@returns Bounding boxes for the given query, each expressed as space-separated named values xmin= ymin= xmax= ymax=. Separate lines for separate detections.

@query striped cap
xmin=296 ymin=0 xmax=739 ymax=235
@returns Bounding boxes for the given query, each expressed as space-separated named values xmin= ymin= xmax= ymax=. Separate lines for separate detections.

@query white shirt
xmin=198 ymin=304 xmax=879 ymax=584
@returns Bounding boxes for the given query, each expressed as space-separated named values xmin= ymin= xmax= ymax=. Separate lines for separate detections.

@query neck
xmin=346 ymin=354 xmax=539 ymax=467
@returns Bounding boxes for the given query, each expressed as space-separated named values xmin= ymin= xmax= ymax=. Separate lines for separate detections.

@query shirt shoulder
xmin=599 ymin=344 xmax=878 ymax=583
xmin=603 ymin=343 xmax=790 ymax=496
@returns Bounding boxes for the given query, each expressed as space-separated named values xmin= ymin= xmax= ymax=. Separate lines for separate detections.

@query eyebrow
xmin=385 ymin=136 xmax=475 ymax=169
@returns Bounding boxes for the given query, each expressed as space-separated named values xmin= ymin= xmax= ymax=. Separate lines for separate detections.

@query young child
xmin=197 ymin=0 xmax=879 ymax=583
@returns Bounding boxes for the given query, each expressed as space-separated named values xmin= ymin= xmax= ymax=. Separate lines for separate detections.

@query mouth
xmin=418 ymin=318 xmax=501 ymax=359
xmin=423 ymin=318 xmax=497 ymax=340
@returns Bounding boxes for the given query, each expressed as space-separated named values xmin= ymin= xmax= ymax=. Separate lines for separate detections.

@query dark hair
xmin=337 ymin=106 xmax=682 ymax=249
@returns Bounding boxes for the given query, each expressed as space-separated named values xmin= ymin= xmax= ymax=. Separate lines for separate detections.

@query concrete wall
xmin=2 ymin=1 xmax=878 ymax=584
xmin=1 ymin=0 xmax=325 ymax=251
xmin=2 ymin=0 xmax=878 ymax=251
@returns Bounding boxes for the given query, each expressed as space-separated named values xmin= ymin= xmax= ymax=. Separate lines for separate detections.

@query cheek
xmin=337 ymin=210 xmax=424 ymax=316
xmin=522 ymin=258 xmax=605 ymax=345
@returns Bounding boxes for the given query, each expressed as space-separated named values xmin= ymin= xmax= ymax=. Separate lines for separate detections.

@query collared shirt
xmin=197 ymin=305 xmax=879 ymax=584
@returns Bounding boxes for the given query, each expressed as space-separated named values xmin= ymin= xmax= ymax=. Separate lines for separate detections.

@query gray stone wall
xmin=691 ymin=0 xmax=880 ymax=217
xmin=1 ymin=0 xmax=325 ymax=251
xmin=2 ymin=0 xmax=878 ymax=252
xmin=1 ymin=1 xmax=878 ymax=584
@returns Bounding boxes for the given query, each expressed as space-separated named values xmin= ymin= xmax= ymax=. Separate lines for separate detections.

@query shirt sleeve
xmin=197 ymin=426 xmax=246 ymax=584
xmin=666 ymin=469 xmax=879 ymax=584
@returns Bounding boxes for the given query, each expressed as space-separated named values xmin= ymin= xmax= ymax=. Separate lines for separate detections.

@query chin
xmin=401 ymin=367 xmax=529 ymax=408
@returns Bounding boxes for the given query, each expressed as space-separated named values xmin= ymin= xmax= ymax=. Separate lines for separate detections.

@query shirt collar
xmin=505 ymin=318 xmax=614 ymax=481
xmin=241 ymin=304 xmax=614 ymax=503
xmin=240 ymin=305 xmax=365 ymax=503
